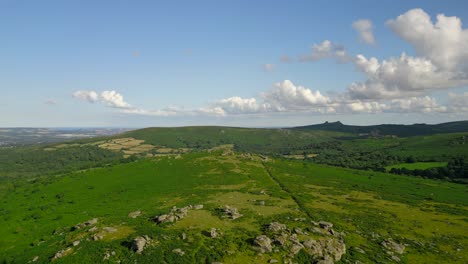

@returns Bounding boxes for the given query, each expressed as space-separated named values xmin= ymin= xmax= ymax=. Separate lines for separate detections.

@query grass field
xmin=0 ymin=151 xmax=466 ymax=263
xmin=385 ymin=162 xmax=448 ymax=171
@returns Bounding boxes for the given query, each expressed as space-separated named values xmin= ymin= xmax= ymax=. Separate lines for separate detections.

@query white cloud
xmin=263 ymin=64 xmax=275 ymax=71
xmin=387 ymin=8 xmax=468 ymax=71
xmin=352 ymin=19 xmax=375 ymax=44
xmin=203 ymin=80 xmax=331 ymax=115
xmin=100 ymin=90 xmax=132 ymax=109
xmin=72 ymin=90 xmax=99 ymax=103
xmin=263 ymin=80 xmax=330 ymax=111
xmin=73 ymin=90 xmax=132 ymax=109
xmin=389 ymin=96 xmax=447 ymax=113
xmin=348 ymin=52 xmax=468 ymax=100
xmin=299 ymin=40 xmax=349 ymax=63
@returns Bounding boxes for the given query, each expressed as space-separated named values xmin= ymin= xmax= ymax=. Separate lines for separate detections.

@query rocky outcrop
xmin=132 ymin=235 xmax=151 ymax=254
xmin=254 ymin=221 xmax=346 ymax=262
xmin=302 ymin=238 xmax=346 ymax=262
xmin=154 ymin=205 xmax=204 ymax=224
xmin=222 ymin=205 xmax=243 ymax=220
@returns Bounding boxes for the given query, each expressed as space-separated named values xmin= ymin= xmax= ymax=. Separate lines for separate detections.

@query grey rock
xmin=382 ymin=239 xmax=405 ymax=254
xmin=268 ymin=222 xmax=287 ymax=233
xmin=223 ymin=205 xmax=243 ymax=220
xmin=132 ymin=236 xmax=150 ymax=254
xmin=172 ymin=248 xmax=185 ymax=256
xmin=52 ymin=247 xmax=72 ymax=260
xmin=72 ymin=240 xmax=80 ymax=246
xmin=193 ymin=204 xmax=204 ymax=210
xmin=128 ymin=210 xmax=142 ymax=218
xmin=210 ymin=228 xmax=219 ymax=238
xmin=254 ymin=235 xmax=273 ymax=253
xmin=318 ymin=221 xmax=333 ymax=230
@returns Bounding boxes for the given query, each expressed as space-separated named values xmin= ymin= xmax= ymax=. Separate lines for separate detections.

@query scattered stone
xmin=181 ymin=232 xmax=187 ymax=240
xmin=222 ymin=205 xmax=243 ymax=220
xmin=103 ymin=227 xmax=117 ymax=233
xmin=391 ymin=255 xmax=401 ymax=262
xmin=254 ymin=235 xmax=273 ymax=253
xmin=193 ymin=204 xmax=204 ymax=210
xmin=92 ymin=234 xmax=103 ymax=241
xmin=32 ymin=256 xmax=39 ymax=262
xmin=74 ymin=218 xmax=98 ymax=230
xmin=103 ymin=251 xmax=111 ymax=260
xmin=172 ymin=248 xmax=185 ymax=256
xmin=210 ymin=228 xmax=219 ymax=238
xmin=128 ymin=210 xmax=142 ymax=218
xmin=353 ymin=247 xmax=365 ymax=254
xmin=382 ymin=239 xmax=405 ymax=254
xmin=268 ymin=259 xmax=279 ymax=263
xmin=258 ymin=200 xmax=265 ymax=206
xmin=52 ymin=247 xmax=72 ymax=260
xmin=274 ymin=232 xmax=289 ymax=246
xmin=260 ymin=190 xmax=266 ymax=195
xmin=268 ymin=222 xmax=287 ymax=233
xmin=72 ymin=240 xmax=80 ymax=246
xmin=289 ymin=242 xmax=304 ymax=256
xmin=293 ymin=227 xmax=304 ymax=235
xmin=88 ymin=226 xmax=98 ymax=232
xmin=132 ymin=236 xmax=151 ymax=254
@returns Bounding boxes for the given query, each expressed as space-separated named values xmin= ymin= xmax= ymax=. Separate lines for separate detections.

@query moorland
xmin=0 ymin=121 xmax=467 ymax=263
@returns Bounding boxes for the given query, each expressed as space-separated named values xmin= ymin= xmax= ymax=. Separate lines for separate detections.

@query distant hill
xmin=292 ymin=120 xmax=468 ymax=137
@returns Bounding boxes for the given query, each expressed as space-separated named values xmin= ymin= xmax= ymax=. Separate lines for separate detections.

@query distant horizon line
xmin=1 ymin=119 xmax=466 ymax=130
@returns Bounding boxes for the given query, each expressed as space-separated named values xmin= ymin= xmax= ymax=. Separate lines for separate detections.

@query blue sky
xmin=1 ymin=0 xmax=468 ymax=127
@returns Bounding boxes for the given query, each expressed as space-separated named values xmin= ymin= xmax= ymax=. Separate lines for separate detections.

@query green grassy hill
xmin=293 ymin=120 xmax=468 ymax=137
xmin=1 ymin=151 xmax=466 ymax=263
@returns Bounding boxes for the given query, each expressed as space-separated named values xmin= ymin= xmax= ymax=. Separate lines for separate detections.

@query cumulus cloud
xmin=73 ymin=90 xmax=132 ymax=109
xmin=299 ymin=40 xmax=350 ymax=63
xmin=348 ymin=53 xmax=468 ymax=100
xmin=352 ymin=19 xmax=375 ymax=44
xmin=387 ymin=8 xmax=468 ymax=71
xmin=202 ymin=80 xmax=332 ymax=115
xmin=100 ymin=91 xmax=132 ymax=109
xmin=72 ymin=90 xmax=99 ymax=103
xmin=263 ymin=80 xmax=330 ymax=111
